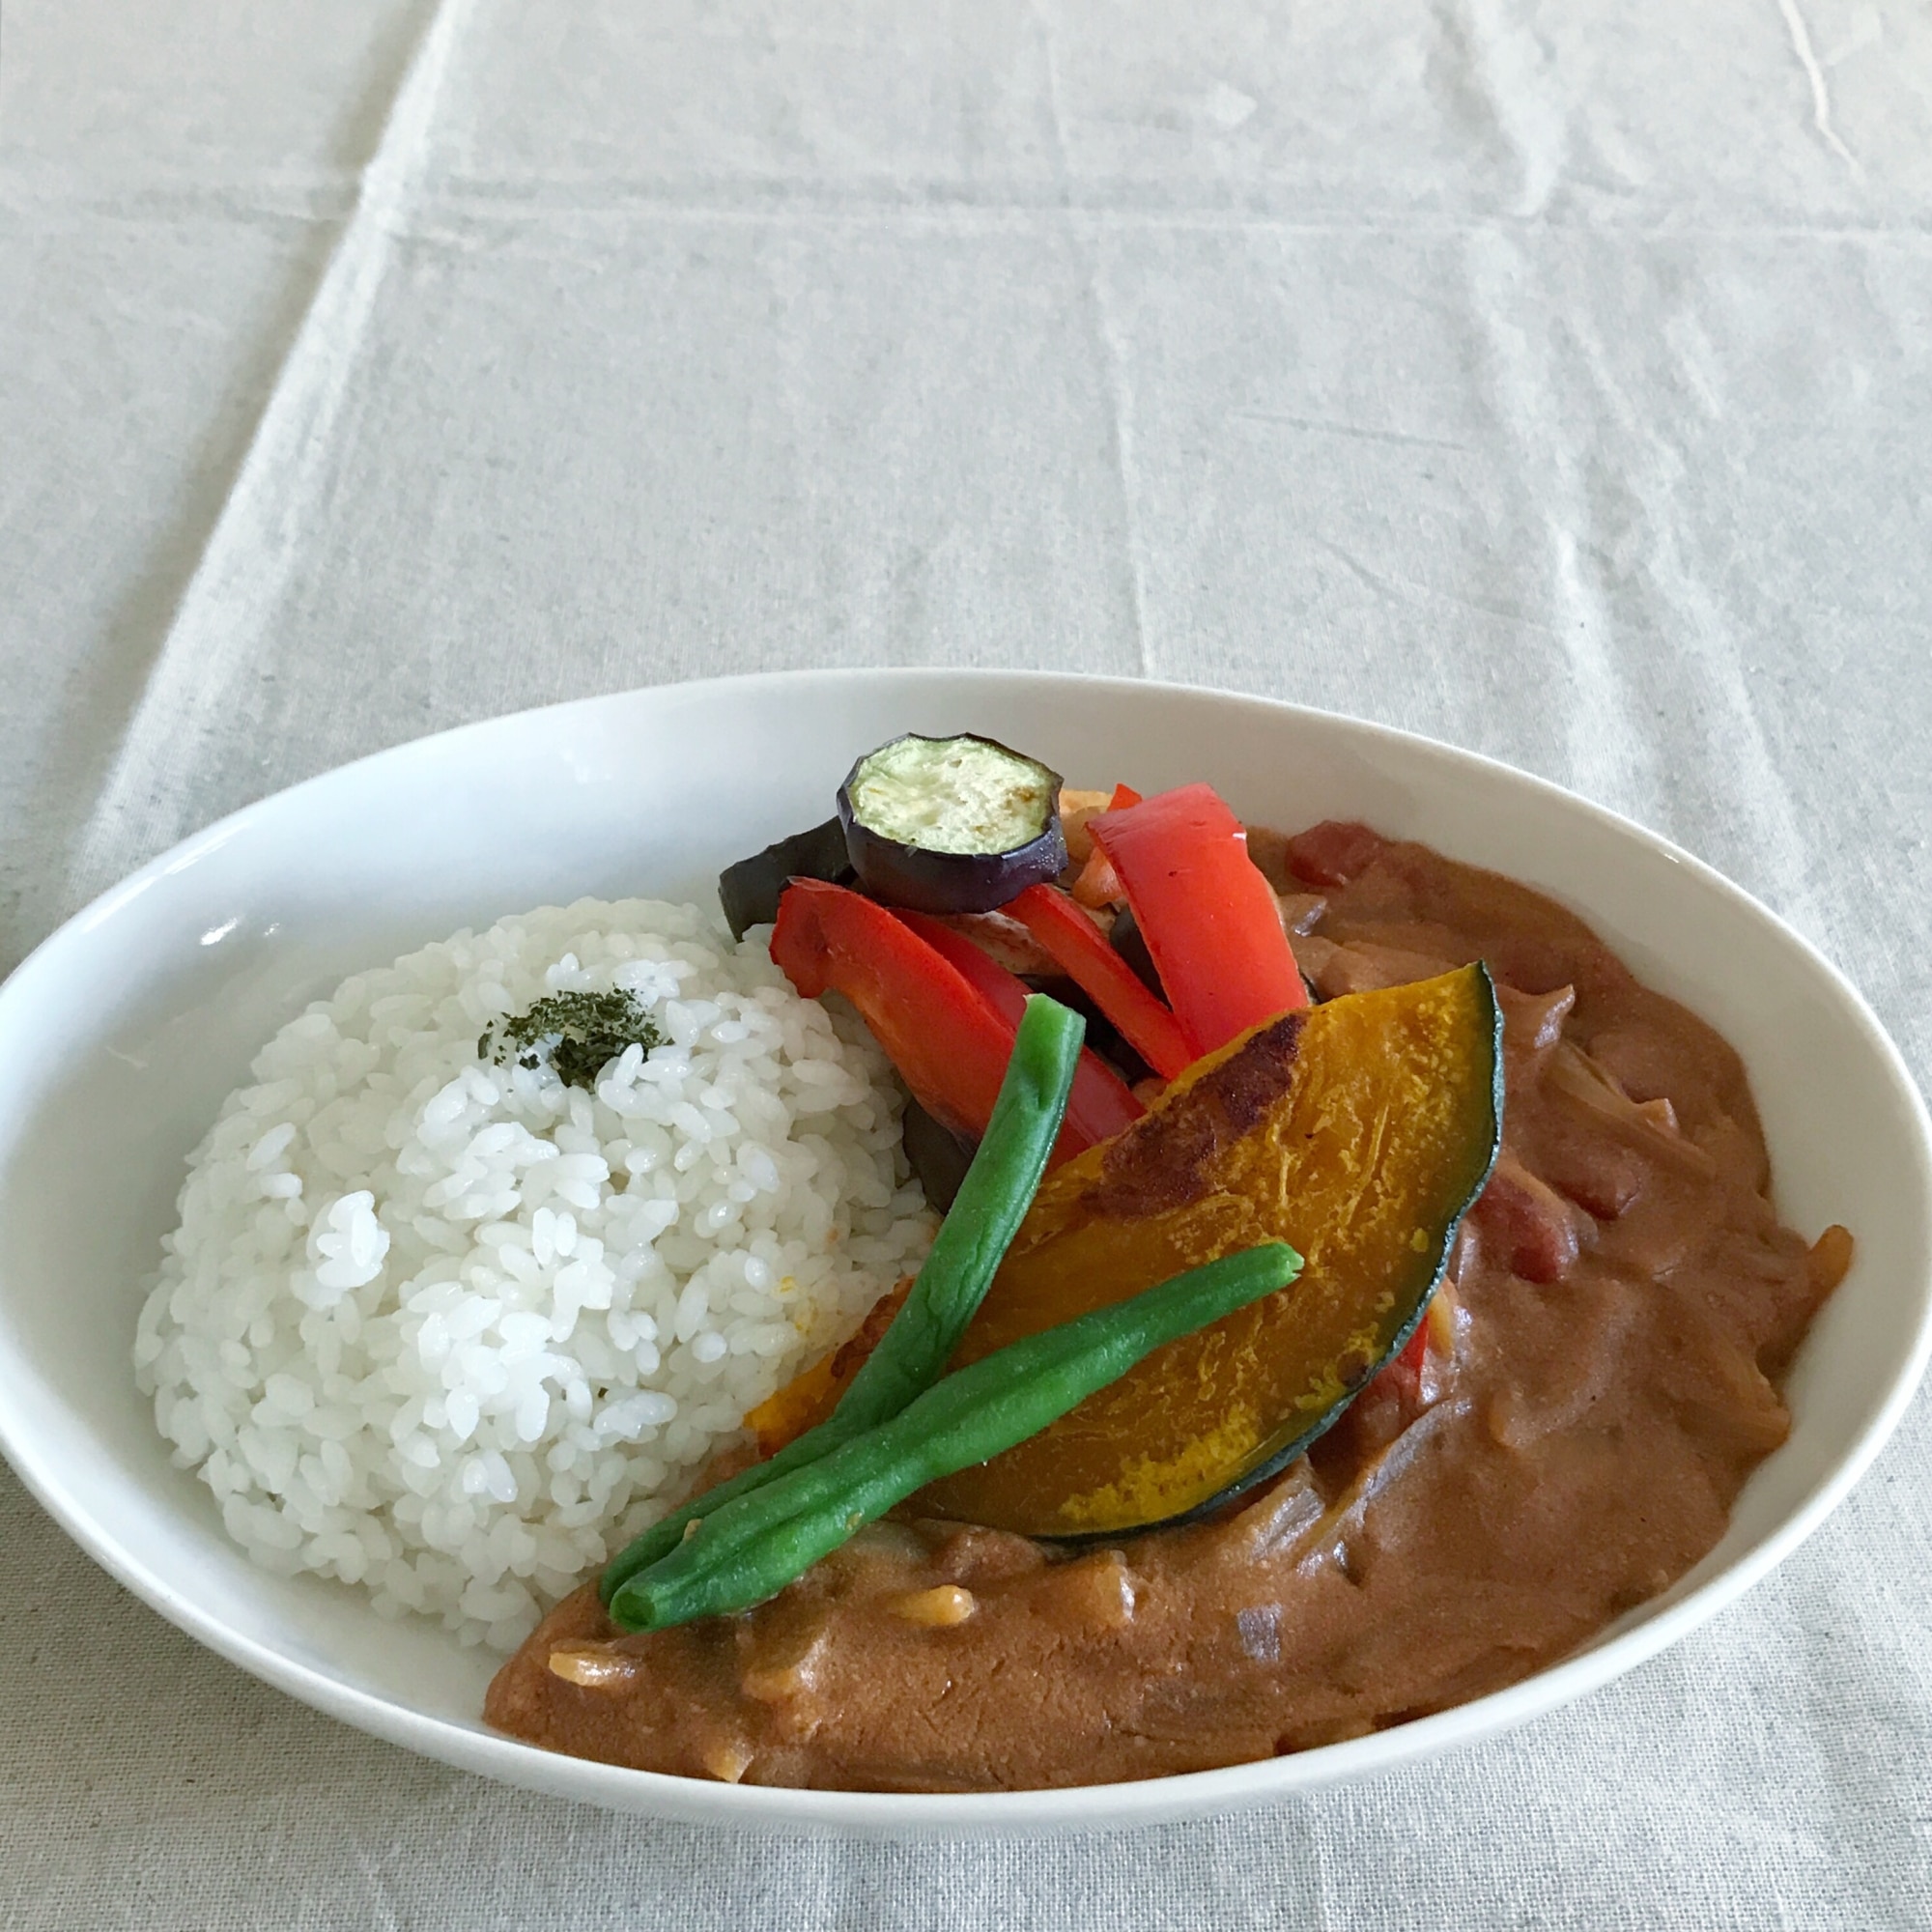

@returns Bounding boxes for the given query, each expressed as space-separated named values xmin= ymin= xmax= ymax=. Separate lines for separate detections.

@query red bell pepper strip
xmin=1349 ymin=1314 xmax=1432 ymax=1440
xmin=1089 ymin=782 xmax=1306 ymax=1058
xmin=769 ymin=882 xmax=1138 ymax=1161
xmin=1386 ymin=1317 xmax=1430 ymax=1398
xmin=771 ymin=883 xmax=1005 ymax=1145
xmin=895 ymin=911 xmax=1143 ymax=1149
xmin=892 ymin=910 xmax=1029 ymax=1027
xmin=1006 ymin=885 xmax=1194 ymax=1082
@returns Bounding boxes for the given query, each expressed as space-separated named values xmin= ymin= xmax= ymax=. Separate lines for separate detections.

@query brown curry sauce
xmin=484 ymin=826 xmax=1846 ymax=1791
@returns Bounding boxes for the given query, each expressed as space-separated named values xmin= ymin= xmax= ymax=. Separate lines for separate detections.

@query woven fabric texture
xmin=4 ymin=1 xmax=1930 ymax=1923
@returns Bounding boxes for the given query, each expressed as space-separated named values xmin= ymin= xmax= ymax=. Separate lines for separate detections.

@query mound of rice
xmin=134 ymin=898 xmax=935 ymax=1651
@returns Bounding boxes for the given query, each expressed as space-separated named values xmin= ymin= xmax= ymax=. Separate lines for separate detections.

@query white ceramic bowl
xmin=1 ymin=668 xmax=1927 ymax=1836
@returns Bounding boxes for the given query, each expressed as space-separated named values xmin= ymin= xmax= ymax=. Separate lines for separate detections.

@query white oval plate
xmin=1 ymin=668 xmax=1927 ymax=1837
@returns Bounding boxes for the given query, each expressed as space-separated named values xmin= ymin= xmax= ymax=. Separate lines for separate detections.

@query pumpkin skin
xmin=916 ymin=964 xmax=1503 ymax=1538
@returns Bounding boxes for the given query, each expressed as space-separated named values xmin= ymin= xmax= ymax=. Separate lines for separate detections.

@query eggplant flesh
xmin=838 ymin=733 xmax=1067 ymax=915
xmin=718 ymin=817 xmax=852 ymax=941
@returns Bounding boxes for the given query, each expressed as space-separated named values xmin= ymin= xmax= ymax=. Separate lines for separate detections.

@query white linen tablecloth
xmin=5 ymin=1 xmax=1931 ymax=1923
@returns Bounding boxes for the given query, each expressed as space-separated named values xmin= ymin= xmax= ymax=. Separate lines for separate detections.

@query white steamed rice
xmin=134 ymin=897 xmax=935 ymax=1651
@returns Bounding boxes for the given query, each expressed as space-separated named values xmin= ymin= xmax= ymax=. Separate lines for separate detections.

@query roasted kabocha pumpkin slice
xmin=916 ymin=963 xmax=1503 ymax=1537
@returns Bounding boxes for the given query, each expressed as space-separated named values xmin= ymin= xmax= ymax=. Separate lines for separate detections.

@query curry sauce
xmin=485 ymin=829 xmax=1845 ymax=1790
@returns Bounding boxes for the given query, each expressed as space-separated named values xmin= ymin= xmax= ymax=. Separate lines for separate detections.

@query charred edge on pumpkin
xmin=1087 ymin=1012 xmax=1307 ymax=1222
xmin=1034 ymin=965 xmax=1505 ymax=1548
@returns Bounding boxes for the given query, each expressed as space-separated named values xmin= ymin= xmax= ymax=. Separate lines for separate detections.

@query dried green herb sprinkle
xmin=477 ymin=990 xmax=666 ymax=1091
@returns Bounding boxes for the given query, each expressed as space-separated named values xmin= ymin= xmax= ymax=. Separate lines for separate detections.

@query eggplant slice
xmin=838 ymin=733 xmax=1067 ymax=914
xmin=717 ymin=817 xmax=853 ymax=941
xmin=1108 ymin=903 xmax=1165 ymax=1000
xmin=898 ymin=1095 xmax=978 ymax=1212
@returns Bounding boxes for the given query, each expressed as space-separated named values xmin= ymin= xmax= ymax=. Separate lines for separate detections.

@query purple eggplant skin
xmin=899 ymin=1096 xmax=978 ymax=1212
xmin=1020 ymin=974 xmax=1151 ymax=1090
xmin=1109 ymin=902 xmax=1166 ymax=999
xmin=718 ymin=817 xmax=853 ymax=941
xmin=836 ymin=735 xmax=1068 ymax=915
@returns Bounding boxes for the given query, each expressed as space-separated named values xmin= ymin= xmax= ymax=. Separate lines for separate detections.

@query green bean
xmin=607 ymin=1240 xmax=1300 ymax=1632
xmin=599 ymin=992 xmax=1087 ymax=1604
